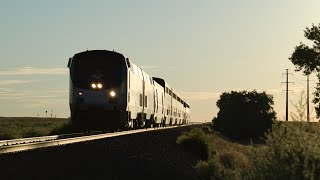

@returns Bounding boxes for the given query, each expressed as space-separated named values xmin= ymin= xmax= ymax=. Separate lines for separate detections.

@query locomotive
xmin=67 ymin=50 xmax=190 ymax=130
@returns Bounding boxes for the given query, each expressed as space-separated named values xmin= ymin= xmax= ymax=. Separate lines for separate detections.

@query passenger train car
xmin=67 ymin=50 xmax=190 ymax=130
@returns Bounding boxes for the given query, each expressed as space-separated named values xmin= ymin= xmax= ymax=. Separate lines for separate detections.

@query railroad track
xmin=0 ymin=124 xmax=194 ymax=154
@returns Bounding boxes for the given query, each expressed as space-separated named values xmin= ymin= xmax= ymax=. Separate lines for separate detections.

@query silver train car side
xmin=67 ymin=50 xmax=190 ymax=130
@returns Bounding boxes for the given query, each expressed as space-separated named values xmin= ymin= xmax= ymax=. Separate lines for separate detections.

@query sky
xmin=0 ymin=1 xmax=320 ymax=122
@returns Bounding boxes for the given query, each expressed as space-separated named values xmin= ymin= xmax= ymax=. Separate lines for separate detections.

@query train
xmin=67 ymin=50 xmax=190 ymax=130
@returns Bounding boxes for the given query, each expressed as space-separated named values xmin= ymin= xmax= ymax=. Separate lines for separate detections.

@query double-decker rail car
xmin=126 ymin=60 xmax=155 ymax=128
xmin=152 ymin=77 xmax=190 ymax=126
xmin=68 ymin=50 xmax=189 ymax=130
xmin=153 ymin=81 xmax=165 ymax=127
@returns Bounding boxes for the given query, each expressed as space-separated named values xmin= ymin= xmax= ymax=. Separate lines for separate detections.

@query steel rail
xmin=0 ymin=132 xmax=86 ymax=147
xmin=0 ymin=124 xmax=192 ymax=154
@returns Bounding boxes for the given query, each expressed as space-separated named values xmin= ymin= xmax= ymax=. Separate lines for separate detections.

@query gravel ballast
xmin=0 ymin=125 xmax=201 ymax=180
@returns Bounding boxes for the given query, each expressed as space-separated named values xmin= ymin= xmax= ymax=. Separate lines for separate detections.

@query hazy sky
xmin=1 ymin=1 xmax=320 ymax=122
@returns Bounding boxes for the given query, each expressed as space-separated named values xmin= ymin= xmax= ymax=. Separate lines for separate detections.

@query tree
xmin=289 ymin=23 xmax=320 ymax=117
xmin=290 ymin=91 xmax=316 ymax=121
xmin=212 ymin=90 xmax=276 ymax=139
xmin=290 ymin=91 xmax=307 ymax=121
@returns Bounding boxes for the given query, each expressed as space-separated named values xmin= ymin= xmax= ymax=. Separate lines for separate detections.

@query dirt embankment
xmin=0 ymin=125 xmax=202 ymax=180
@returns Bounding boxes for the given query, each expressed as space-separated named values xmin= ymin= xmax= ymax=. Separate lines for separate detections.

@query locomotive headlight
xmin=110 ymin=91 xmax=116 ymax=97
xmin=78 ymin=91 xmax=83 ymax=96
xmin=97 ymin=83 xmax=103 ymax=89
xmin=91 ymin=83 xmax=97 ymax=89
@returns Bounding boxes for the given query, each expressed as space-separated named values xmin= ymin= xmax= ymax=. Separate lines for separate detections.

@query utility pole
xmin=307 ymin=74 xmax=310 ymax=122
xmin=282 ymin=69 xmax=294 ymax=121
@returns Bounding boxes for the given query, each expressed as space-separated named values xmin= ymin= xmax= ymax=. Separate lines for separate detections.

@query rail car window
xmin=73 ymin=52 xmax=125 ymax=89
xmin=144 ymin=95 xmax=147 ymax=107
xmin=140 ymin=94 xmax=143 ymax=106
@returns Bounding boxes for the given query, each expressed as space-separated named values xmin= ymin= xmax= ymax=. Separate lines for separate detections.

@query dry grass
xmin=207 ymin=131 xmax=256 ymax=178
xmin=183 ymin=122 xmax=320 ymax=179
xmin=0 ymin=117 xmax=69 ymax=140
xmin=178 ymin=125 xmax=262 ymax=179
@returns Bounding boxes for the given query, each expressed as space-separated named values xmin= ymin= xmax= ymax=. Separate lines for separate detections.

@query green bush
xmin=195 ymin=154 xmax=223 ymax=180
xmin=195 ymin=151 xmax=243 ymax=180
xmin=251 ymin=122 xmax=320 ymax=180
xmin=177 ymin=128 xmax=209 ymax=160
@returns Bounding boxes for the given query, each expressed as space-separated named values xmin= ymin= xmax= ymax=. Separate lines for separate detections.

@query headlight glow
xmin=110 ymin=91 xmax=116 ymax=97
xmin=91 ymin=83 xmax=97 ymax=88
xmin=97 ymin=83 xmax=103 ymax=89
xmin=78 ymin=91 xmax=83 ymax=96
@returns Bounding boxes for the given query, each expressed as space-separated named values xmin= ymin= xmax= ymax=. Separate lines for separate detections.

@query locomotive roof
xmin=152 ymin=77 xmax=165 ymax=87
xmin=74 ymin=50 xmax=125 ymax=59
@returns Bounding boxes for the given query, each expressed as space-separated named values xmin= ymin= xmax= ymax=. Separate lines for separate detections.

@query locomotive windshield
xmin=72 ymin=51 xmax=126 ymax=89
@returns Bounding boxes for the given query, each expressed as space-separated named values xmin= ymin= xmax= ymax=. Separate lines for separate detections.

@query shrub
xmin=194 ymin=151 xmax=243 ymax=180
xmin=195 ymin=154 xmax=223 ymax=180
xmin=178 ymin=127 xmax=253 ymax=179
xmin=202 ymin=125 xmax=213 ymax=133
xmin=219 ymin=150 xmax=250 ymax=171
xmin=212 ymin=90 xmax=276 ymax=139
xmin=251 ymin=122 xmax=320 ymax=180
xmin=177 ymin=128 xmax=209 ymax=160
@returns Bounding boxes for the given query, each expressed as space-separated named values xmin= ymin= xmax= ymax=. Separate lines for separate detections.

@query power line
xmin=282 ymin=69 xmax=294 ymax=121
